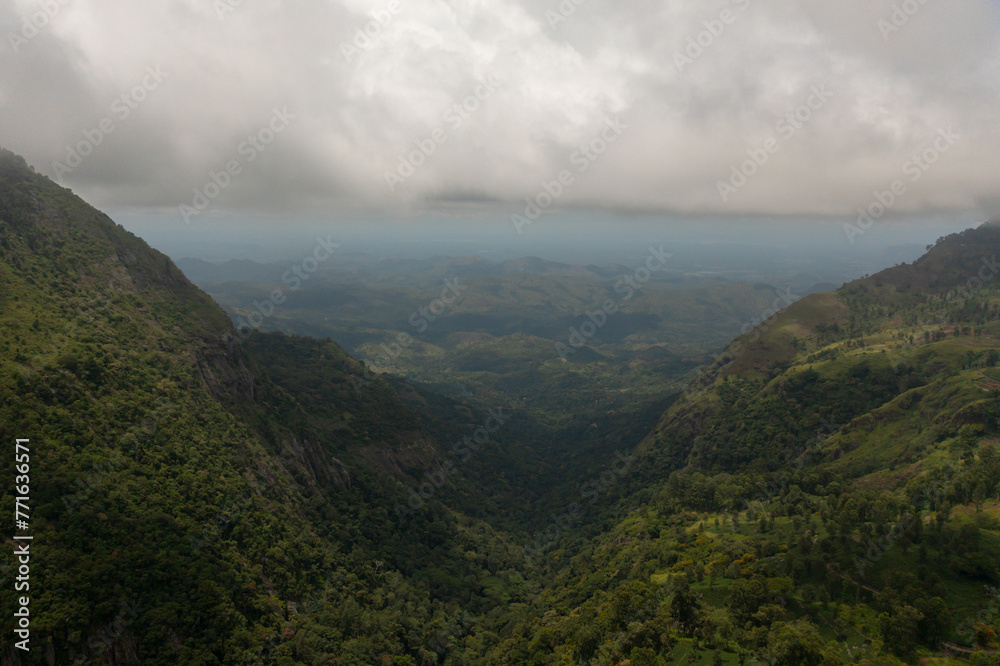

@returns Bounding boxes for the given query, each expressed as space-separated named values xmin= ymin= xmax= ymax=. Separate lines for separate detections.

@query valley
xmin=177 ymin=246 xmax=826 ymax=519
xmin=1 ymin=149 xmax=999 ymax=664
xmin=4 ymin=1 xmax=998 ymax=663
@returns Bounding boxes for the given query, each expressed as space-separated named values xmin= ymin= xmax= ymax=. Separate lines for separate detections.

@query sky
xmin=1 ymin=0 xmax=999 ymax=226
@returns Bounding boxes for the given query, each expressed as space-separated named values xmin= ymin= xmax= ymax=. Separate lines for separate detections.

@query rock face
xmin=280 ymin=435 xmax=351 ymax=488
xmin=195 ymin=333 xmax=257 ymax=406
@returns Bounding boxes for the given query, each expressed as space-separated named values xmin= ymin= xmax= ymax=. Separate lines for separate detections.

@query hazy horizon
xmin=115 ymin=210 xmax=981 ymax=289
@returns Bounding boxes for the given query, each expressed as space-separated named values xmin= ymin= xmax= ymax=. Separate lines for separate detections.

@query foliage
xmin=3 ymin=149 xmax=1000 ymax=663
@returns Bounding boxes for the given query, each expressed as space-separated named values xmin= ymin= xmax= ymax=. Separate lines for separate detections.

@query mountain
xmin=3 ymin=145 xmax=1000 ymax=664
xmin=499 ymin=223 xmax=1000 ymax=664
xmin=0 ymin=148 xmax=530 ymax=664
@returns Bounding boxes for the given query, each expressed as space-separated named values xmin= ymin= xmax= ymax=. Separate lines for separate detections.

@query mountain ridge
xmin=0 ymin=148 xmax=532 ymax=664
xmin=3 ymin=146 xmax=1000 ymax=663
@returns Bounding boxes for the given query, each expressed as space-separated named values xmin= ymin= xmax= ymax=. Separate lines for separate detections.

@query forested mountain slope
xmin=3 ymin=145 xmax=1000 ymax=665
xmin=0 ymin=149 xmax=529 ymax=664
xmin=492 ymin=225 xmax=1000 ymax=664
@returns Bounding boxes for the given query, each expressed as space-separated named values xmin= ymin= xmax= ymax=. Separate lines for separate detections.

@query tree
xmin=727 ymin=578 xmax=771 ymax=626
xmin=763 ymin=620 xmax=830 ymax=666
xmin=916 ymin=596 xmax=950 ymax=646
xmin=879 ymin=604 xmax=924 ymax=657
xmin=669 ymin=578 xmax=703 ymax=634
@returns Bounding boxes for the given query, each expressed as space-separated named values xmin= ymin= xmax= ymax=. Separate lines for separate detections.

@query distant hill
xmin=3 ymin=145 xmax=998 ymax=663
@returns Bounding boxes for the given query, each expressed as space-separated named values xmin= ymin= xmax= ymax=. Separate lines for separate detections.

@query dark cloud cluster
xmin=1 ymin=0 xmax=997 ymax=221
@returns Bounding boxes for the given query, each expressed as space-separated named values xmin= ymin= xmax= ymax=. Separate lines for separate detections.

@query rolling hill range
xmin=2 ymin=146 xmax=1000 ymax=664
xmin=178 ymin=246 xmax=809 ymax=517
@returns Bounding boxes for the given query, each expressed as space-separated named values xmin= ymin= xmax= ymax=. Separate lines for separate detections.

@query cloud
xmin=0 ymin=0 xmax=997 ymax=221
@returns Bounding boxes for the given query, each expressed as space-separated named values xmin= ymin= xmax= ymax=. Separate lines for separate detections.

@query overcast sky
xmin=1 ymin=0 xmax=998 ymax=223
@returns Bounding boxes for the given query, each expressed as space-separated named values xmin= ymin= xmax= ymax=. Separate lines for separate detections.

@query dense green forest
xmin=2 ymin=148 xmax=1000 ymax=664
xmin=181 ymin=239 xmax=796 ymax=517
